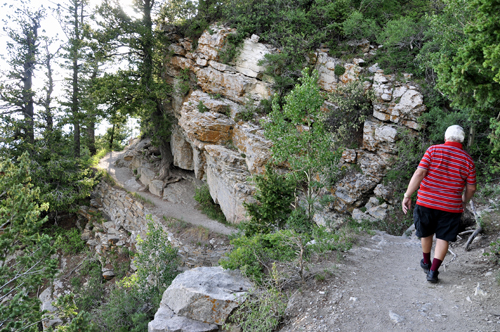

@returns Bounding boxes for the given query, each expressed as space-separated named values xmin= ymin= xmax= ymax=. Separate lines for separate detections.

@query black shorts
xmin=413 ymin=204 xmax=462 ymax=242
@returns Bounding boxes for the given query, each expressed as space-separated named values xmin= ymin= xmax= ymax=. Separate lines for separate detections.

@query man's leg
xmin=421 ymin=235 xmax=433 ymax=264
xmin=430 ymin=238 xmax=448 ymax=271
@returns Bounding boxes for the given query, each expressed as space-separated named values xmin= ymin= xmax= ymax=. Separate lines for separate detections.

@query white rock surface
xmin=205 ymin=145 xmax=254 ymax=223
xmin=148 ymin=307 xmax=218 ymax=332
xmin=160 ymin=266 xmax=252 ymax=325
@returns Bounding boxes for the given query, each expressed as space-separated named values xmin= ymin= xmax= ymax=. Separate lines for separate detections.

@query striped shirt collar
xmin=444 ymin=141 xmax=463 ymax=149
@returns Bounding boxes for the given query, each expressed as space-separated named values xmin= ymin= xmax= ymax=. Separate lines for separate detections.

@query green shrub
xmin=220 ymin=230 xmax=298 ymax=283
xmin=226 ymin=286 xmax=287 ymax=332
xmin=55 ymin=228 xmax=86 ymax=255
xmin=327 ymin=80 xmax=374 ymax=145
xmin=91 ymin=287 xmax=152 ymax=332
xmin=73 ymin=260 xmax=106 ymax=313
xmin=133 ymin=220 xmax=180 ymax=303
xmin=194 ymin=184 xmax=228 ymax=223
xmin=242 ymin=166 xmax=296 ymax=236
xmin=334 ymin=64 xmax=346 ymax=76
xmin=197 ymin=100 xmax=209 ymax=113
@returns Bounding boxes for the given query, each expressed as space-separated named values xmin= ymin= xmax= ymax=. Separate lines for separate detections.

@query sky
xmin=0 ymin=0 xmax=139 ymax=138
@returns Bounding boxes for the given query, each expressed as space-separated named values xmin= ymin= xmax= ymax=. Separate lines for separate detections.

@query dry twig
xmin=465 ymin=201 xmax=482 ymax=251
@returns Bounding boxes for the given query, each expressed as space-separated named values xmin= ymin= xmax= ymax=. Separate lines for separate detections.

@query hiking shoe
xmin=420 ymin=259 xmax=431 ymax=274
xmin=427 ymin=269 xmax=439 ymax=283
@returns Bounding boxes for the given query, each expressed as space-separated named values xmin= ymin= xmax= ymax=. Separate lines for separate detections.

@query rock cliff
xmin=139 ymin=24 xmax=428 ymax=224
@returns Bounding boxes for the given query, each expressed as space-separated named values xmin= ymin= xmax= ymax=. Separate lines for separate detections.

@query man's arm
xmin=402 ymin=168 xmax=428 ymax=214
xmin=462 ymin=183 xmax=476 ymax=209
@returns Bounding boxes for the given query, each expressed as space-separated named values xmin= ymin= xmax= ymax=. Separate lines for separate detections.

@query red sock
xmin=430 ymin=258 xmax=442 ymax=272
xmin=423 ymin=252 xmax=431 ymax=265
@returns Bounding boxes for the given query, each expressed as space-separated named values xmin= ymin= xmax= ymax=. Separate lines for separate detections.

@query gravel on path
xmin=280 ymin=231 xmax=500 ymax=332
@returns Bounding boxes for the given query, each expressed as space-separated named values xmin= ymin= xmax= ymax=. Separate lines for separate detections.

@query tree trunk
xmin=43 ymin=41 xmax=55 ymax=132
xmin=72 ymin=0 xmax=81 ymax=158
xmin=23 ymin=19 xmax=39 ymax=146
xmin=87 ymin=121 xmax=96 ymax=155
xmin=109 ymin=124 xmax=115 ymax=150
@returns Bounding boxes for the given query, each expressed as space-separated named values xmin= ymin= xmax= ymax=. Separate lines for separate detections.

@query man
xmin=402 ymin=125 xmax=476 ymax=283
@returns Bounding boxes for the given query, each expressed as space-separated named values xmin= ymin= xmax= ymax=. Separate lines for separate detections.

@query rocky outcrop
xmin=149 ymin=267 xmax=252 ymax=331
xmin=205 ymin=145 xmax=254 ymax=223
xmin=161 ymin=23 xmax=428 ymax=223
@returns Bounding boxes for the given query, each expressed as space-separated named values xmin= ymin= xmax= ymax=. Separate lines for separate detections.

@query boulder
xmin=333 ymin=172 xmax=380 ymax=212
xmin=374 ymin=184 xmax=393 ymax=202
xmin=160 ymin=266 xmax=252 ymax=325
xmin=341 ymin=149 xmax=357 ymax=164
xmin=40 ymin=284 xmax=63 ymax=330
xmin=150 ymin=180 xmax=164 ymax=197
xmin=148 ymin=307 xmax=218 ymax=332
xmin=232 ymin=123 xmax=272 ymax=174
xmin=372 ymin=75 xmax=426 ymax=130
xmin=204 ymin=145 xmax=253 ymax=223
xmin=366 ymin=202 xmax=388 ymax=220
xmin=140 ymin=168 xmax=156 ymax=188
xmin=314 ymin=52 xmax=340 ymax=92
xmin=352 ymin=208 xmax=376 ymax=222
xmin=339 ymin=63 xmax=362 ymax=84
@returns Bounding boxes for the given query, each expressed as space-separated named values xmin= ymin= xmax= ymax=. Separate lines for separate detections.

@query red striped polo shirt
xmin=416 ymin=141 xmax=476 ymax=213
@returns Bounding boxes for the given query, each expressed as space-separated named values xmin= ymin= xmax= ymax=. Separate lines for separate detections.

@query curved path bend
xmin=97 ymin=151 xmax=235 ymax=236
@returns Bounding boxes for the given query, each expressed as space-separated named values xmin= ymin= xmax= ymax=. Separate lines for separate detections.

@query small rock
xmin=389 ymin=311 xmax=405 ymax=324
xmin=102 ymin=270 xmax=115 ymax=280
xmin=485 ymin=272 xmax=493 ymax=277
xmin=250 ymin=34 xmax=260 ymax=43
xmin=475 ymin=283 xmax=488 ymax=297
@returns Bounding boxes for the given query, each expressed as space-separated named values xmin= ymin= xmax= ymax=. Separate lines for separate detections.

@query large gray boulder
xmin=148 ymin=307 xmax=217 ymax=332
xmin=160 ymin=266 xmax=252 ymax=325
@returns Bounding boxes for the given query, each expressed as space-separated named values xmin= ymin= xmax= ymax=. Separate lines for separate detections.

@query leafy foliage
xmin=242 ymin=166 xmax=296 ymax=236
xmin=264 ymin=68 xmax=340 ymax=218
xmin=220 ymin=230 xmax=298 ymax=283
xmin=227 ymin=285 xmax=288 ymax=332
xmin=327 ymin=80 xmax=374 ymax=146
xmin=0 ymin=153 xmax=58 ymax=332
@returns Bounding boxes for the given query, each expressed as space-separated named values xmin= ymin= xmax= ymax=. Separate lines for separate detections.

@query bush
xmin=133 ymin=220 xmax=180 ymax=304
xmin=327 ymin=80 xmax=374 ymax=146
xmin=91 ymin=287 xmax=152 ymax=332
xmin=194 ymin=184 xmax=228 ymax=223
xmin=227 ymin=285 xmax=287 ymax=332
xmin=242 ymin=166 xmax=296 ymax=236
xmin=55 ymin=228 xmax=86 ymax=255
xmin=220 ymin=230 xmax=298 ymax=283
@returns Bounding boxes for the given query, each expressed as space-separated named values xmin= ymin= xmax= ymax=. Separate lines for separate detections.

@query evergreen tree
xmin=0 ymin=1 xmax=45 ymax=151
xmin=95 ymin=0 xmax=172 ymax=176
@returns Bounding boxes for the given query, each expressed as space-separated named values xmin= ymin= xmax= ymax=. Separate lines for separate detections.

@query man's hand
xmin=402 ymin=197 xmax=412 ymax=214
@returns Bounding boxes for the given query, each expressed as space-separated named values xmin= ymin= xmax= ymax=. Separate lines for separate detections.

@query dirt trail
xmin=97 ymin=150 xmax=235 ymax=236
xmin=281 ymin=231 xmax=500 ymax=332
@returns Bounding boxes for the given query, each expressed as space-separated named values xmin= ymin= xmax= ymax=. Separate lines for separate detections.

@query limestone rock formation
xmin=148 ymin=267 xmax=252 ymax=331
xmin=158 ymin=23 xmax=431 ymax=222
xmin=205 ymin=145 xmax=254 ymax=223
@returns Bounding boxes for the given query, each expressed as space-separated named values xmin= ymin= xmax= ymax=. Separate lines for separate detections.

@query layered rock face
xmin=159 ymin=25 xmax=427 ymax=224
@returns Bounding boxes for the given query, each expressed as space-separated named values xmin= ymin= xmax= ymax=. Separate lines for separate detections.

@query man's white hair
xmin=445 ymin=125 xmax=465 ymax=143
